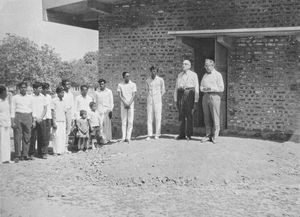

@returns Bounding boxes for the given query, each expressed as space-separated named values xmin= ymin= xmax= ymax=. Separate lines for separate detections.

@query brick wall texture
xmin=97 ymin=0 xmax=300 ymax=140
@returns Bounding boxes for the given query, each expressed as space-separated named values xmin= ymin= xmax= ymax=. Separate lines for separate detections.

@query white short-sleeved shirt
xmin=75 ymin=94 xmax=94 ymax=118
xmin=11 ymin=94 xmax=33 ymax=118
xmin=95 ymin=88 xmax=114 ymax=113
xmin=44 ymin=94 xmax=52 ymax=119
xmin=117 ymin=81 xmax=137 ymax=107
xmin=32 ymin=94 xmax=47 ymax=119
xmin=88 ymin=110 xmax=101 ymax=127
xmin=51 ymin=97 xmax=67 ymax=122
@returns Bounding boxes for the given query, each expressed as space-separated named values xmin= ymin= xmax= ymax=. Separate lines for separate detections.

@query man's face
xmin=81 ymin=87 xmax=88 ymax=96
xmin=33 ymin=86 xmax=42 ymax=95
xmin=123 ymin=73 xmax=130 ymax=83
xmin=64 ymin=82 xmax=71 ymax=90
xmin=0 ymin=90 xmax=7 ymax=100
xmin=42 ymin=88 xmax=50 ymax=95
xmin=57 ymin=91 xmax=64 ymax=99
xmin=204 ymin=62 xmax=214 ymax=73
xmin=99 ymin=82 xmax=106 ymax=91
xmin=19 ymin=84 xmax=27 ymax=95
xmin=182 ymin=61 xmax=191 ymax=71
xmin=150 ymin=69 xmax=157 ymax=78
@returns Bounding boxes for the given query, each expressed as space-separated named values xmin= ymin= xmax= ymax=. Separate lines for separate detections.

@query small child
xmin=76 ymin=110 xmax=90 ymax=151
xmin=88 ymin=102 xmax=101 ymax=149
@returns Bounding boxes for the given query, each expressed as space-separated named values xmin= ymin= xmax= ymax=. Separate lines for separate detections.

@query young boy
xmin=88 ymin=102 xmax=101 ymax=148
xmin=51 ymin=86 xmax=68 ymax=155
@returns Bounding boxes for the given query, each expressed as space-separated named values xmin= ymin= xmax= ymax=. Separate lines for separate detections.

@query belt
xmin=178 ymin=87 xmax=195 ymax=90
xmin=204 ymin=92 xmax=220 ymax=95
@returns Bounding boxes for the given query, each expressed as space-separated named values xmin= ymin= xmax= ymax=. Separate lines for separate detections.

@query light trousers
xmin=53 ymin=121 xmax=66 ymax=154
xmin=147 ymin=96 xmax=162 ymax=137
xmin=121 ymin=105 xmax=134 ymax=140
xmin=202 ymin=93 xmax=221 ymax=139
xmin=0 ymin=126 xmax=11 ymax=162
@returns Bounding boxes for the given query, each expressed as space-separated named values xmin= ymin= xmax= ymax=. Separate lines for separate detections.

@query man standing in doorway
xmin=61 ymin=79 xmax=74 ymax=152
xmin=11 ymin=82 xmax=34 ymax=162
xmin=200 ymin=59 xmax=224 ymax=144
xmin=95 ymin=79 xmax=114 ymax=143
xmin=174 ymin=60 xmax=199 ymax=140
xmin=117 ymin=72 xmax=136 ymax=143
xmin=146 ymin=66 xmax=165 ymax=140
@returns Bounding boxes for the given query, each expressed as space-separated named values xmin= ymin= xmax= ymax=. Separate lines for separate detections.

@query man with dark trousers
xmin=200 ymin=59 xmax=224 ymax=144
xmin=174 ymin=60 xmax=199 ymax=140
xmin=29 ymin=82 xmax=47 ymax=159
xmin=11 ymin=82 xmax=34 ymax=162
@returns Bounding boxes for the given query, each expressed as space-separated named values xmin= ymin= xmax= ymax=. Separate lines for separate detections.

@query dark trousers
xmin=29 ymin=119 xmax=51 ymax=156
xmin=177 ymin=88 xmax=195 ymax=138
xmin=13 ymin=112 xmax=32 ymax=158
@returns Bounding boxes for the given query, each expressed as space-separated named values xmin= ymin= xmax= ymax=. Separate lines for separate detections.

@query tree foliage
xmin=0 ymin=33 xmax=99 ymax=89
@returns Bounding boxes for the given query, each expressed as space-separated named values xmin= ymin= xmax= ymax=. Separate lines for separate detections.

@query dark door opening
xmin=182 ymin=37 xmax=228 ymax=130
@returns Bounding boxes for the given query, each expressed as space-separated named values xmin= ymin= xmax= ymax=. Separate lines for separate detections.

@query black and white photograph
xmin=0 ymin=0 xmax=299 ymax=216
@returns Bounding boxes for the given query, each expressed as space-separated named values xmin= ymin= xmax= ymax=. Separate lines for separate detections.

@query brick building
xmin=43 ymin=0 xmax=300 ymax=141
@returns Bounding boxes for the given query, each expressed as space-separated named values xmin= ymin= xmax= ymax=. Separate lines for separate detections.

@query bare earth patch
xmin=1 ymin=135 xmax=299 ymax=217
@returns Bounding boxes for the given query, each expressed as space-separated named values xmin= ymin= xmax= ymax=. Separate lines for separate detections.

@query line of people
xmin=0 ymin=58 xmax=224 ymax=163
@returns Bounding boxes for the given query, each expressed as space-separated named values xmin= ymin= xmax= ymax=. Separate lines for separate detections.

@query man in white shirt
xmin=96 ymin=79 xmax=114 ymax=143
xmin=146 ymin=66 xmax=165 ymax=140
xmin=200 ymin=59 xmax=224 ymax=144
xmin=75 ymin=85 xmax=94 ymax=119
xmin=11 ymin=82 xmax=34 ymax=162
xmin=29 ymin=82 xmax=47 ymax=159
xmin=62 ymin=79 xmax=74 ymax=152
xmin=41 ymin=83 xmax=52 ymax=158
xmin=174 ymin=60 xmax=199 ymax=140
xmin=0 ymin=86 xmax=11 ymax=163
xmin=117 ymin=72 xmax=137 ymax=142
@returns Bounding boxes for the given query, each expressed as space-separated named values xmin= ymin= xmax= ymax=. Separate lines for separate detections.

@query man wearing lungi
xmin=200 ymin=59 xmax=224 ymax=144
xmin=0 ymin=85 xmax=11 ymax=163
xmin=174 ymin=60 xmax=199 ymax=140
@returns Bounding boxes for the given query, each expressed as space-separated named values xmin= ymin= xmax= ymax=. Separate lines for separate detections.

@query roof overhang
xmin=42 ymin=0 xmax=117 ymax=30
xmin=168 ymin=27 xmax=300 ymax=49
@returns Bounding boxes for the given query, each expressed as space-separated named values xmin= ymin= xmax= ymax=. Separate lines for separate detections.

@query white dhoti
xmin=99 ymin=110 xmax=112 ymax=141
xmin=53 ymin=121 xmax=66 ymax=154
xmin=121 ymin=105 xmax=134 ymax=140
xmin=147 ymin=96 xmax=162 ymax=137
xmin=0 ymin=126 xmax=11 ymax=162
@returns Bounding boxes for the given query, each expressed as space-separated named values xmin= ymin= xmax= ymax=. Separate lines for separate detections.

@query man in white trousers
xmin=0 ymin=85 xmax=11 ymax=163
xmin=146 ymin=66 xmax=165 ymax=140
xmin=96 ymin=79 xmax=114 ymax=143
xmin=117 ymin=72 xmax=136 ymax=143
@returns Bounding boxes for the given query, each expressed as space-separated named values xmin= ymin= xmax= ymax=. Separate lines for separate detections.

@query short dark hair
xmin=89 ymin=101 xmax=96 ymax=108
xmin=56 ymin=86 xmax=64 ymax=94
xmin=80 ymin=110 xmax=87 ymax=116
xmin=42 ymin=83 xmax=50 ymax=90
xmin=80 ymin=85 xmax=89 ymax=90
xmin=32 ymin=82 xmax=42 ymax=89
xmin=0 ymin=85 xmax=6 ymax=95
xmin=149 ymin=66 xmax=158 ymax=72
xmin=61 ymin=79 xmax=70 ymax=86
xmin=98 ymin=79 xmax=106 ymax=84
xmin=122 ymin=71 xmax=129 ymax=78
xmin=18 ymin=81 xmax=27 ymax=88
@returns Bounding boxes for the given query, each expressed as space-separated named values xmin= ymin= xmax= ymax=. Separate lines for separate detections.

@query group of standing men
xmin=0 ymin=58 xmax=224 ymax=163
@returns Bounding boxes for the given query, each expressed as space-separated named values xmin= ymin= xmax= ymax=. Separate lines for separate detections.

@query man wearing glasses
xmin=200 ymin=59 xmax=224 ymax=144
xmin=174 ymin=60 xmax=199 ymax=140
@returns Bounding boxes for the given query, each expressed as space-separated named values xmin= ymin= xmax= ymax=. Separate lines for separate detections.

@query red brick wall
xmin=98 ymin=0 xmax=300 ymax=139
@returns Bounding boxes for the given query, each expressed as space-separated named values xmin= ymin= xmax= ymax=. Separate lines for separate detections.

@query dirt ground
xmin=0 ymin=135 xmax=299 ymax=217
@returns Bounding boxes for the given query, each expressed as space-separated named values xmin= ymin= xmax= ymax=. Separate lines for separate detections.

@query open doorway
xmin=182 ymin=37 xmax=228 ymax=129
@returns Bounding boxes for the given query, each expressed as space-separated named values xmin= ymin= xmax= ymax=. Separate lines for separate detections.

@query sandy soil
xmin=1 ymin=135 xmax=299 ymax=217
